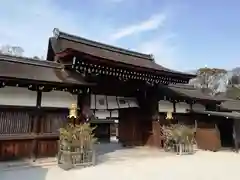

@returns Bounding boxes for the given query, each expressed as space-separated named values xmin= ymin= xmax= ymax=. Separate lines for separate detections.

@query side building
xmin=157 ymin=83 xmax=240 ymax=151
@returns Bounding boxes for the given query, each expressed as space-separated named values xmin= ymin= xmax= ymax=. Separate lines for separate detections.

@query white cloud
xmin=137 ymin=34 xmax=178 ymax=69
xmin=0 ymin=0 xmax=90 ymax=58
xmin=109 ymin=11 xmax=179 ymax=69
xmin=107 ymin=0 xmax=124 ymax=2
xmin=0 ymin=0 xmax=179 ymax=70
xmin=110 ymin=13 xmax=166 ymax=41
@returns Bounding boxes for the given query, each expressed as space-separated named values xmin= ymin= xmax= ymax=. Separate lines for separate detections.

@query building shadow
xmin=94 ymin=142 xmax=134 ymax=164
xmin=0 ymin=166 xmax=49 ymax=180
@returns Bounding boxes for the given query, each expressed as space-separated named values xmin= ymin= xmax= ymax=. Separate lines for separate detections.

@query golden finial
xmin=166 ymin=111 xmax=173 ymax=120
xmin=68 ymin=103 xmax=78 ymax=118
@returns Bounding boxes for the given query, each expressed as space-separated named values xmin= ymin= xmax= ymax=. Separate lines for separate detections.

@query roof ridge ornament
xmin=150 ymin=54 xmax=155 ymax=61
xmin=53 ymin=28 xmax=60 ymax=38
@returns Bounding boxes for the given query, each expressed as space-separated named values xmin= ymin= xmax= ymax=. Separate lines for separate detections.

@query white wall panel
xmin=90 ymin=94 xmax=96 ymax=109
xmin=95 ymin=95 xmax=107 ymax=109
xmin=127 ymin=97 xmax=139 ymax=108
xmin=111 ymin=110 xmax=119 ymax=118
xmin=107 ymin=96 xmax=119 ymax=109
xmin=175 ymin=102 xmax=190 ymax=113
xmin=0 ymin=87 xmax=37 ymax=106
xmin=41 ymin=91 xmax=77 ymax=108
xmin=95 ymin=110 xmax=111 ymax=119
xmin=158 ymin=100 xmax=174 ymax=112
xmin=91 ymin=94 xmax=139 ymax=109
xmin=192 ymin=103 xmax=206 ymax=111
xmin=117 ymin=97 xmax=129 ymax=108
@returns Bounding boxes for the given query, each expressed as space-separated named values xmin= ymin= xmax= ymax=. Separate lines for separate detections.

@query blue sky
xmin=0 ymin=0 xmax=239 ymax=71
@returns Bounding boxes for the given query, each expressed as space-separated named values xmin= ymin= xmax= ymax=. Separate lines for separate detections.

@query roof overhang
xmin=189 ymin=109 xmax=240 ymax=119
xmin=159 ymin=84 xmax=225 ymax=102
xmin=0 ymin=54 xmax=95 ymax=88
xmin=47 ymin=28 xmax=196 ymax=83
xmin=220 ymin=100 xmax=240 ymax=111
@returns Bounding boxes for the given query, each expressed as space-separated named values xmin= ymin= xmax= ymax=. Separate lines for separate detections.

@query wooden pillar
xmin=31 ymin=90 xmax=42 ymax=160
xmin=151 ymin=121 xmax=161 ymax=147
xmin=144 ymin=87 xmax=161 ymax=148
xmin=78 ymin=89 xmax=91 ymax=123
xmin=233 ymin=119 xmax=239 ymax=153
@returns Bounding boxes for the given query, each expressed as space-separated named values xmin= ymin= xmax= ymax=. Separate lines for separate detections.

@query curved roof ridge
xmin=0 ymin=53 xmax=63 ymax=69
xmin=0 ymin=57 xmax=92 ymax=86
xmin=53 ymin=28 xmax=154 ymax=61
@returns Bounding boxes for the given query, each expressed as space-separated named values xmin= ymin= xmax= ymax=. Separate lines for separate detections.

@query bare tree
xmin=0 ymin=45 xmax=24 ymax=56
xmin=229 ymin=75 xmax=240 ymax=85
xmin=33 ymin=56 xmax=40 ymax=60
xmin=189 ymin=67 xmax=228 ymax=95
xmin=33 ymin=56 xmax=45 ymax=60
xmin=0 ymin=45 xmax=44 ymax=60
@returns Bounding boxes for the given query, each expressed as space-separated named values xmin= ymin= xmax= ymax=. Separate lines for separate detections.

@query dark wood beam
xmin=31 ymin=90 xmax=42 ymax=161
xmin=71 ymin=58 xmax=189 ymax=85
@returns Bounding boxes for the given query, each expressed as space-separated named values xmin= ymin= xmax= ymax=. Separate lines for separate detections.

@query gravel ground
xmin=1 ymin=144 xmax=240 ymax=180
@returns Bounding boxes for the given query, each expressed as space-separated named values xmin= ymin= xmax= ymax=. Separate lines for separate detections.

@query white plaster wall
xmin=127 ymin=97 xmax=139 ymax=108
xmin=107 ymin=96 xmax=119 ymax=109
xmin=175 ymin=102 xmax=190 ymax=113
xmin=0 ymin=87 xmax=37 ymax=106
xmin=90 ymin=94 xmax=96 ymax=109
xmin=95 ymin=110 xmax=111 ymax=119
xmin=94 ymin=110 xmax=119 ymax=119
xmin=91 ymin=94 xmax=139 ymax=110
xmin=95 ymin=95 xmax=108 ymax=109
xmin=192 ymin=103 xmax=206 ymax=111
xmin=41 ymin=91 xmax=77 ymax=108
xmin=158 ymin=100 xmax=174 ymax=112
xmin=111 ymin=110 xmax=119 ymax=117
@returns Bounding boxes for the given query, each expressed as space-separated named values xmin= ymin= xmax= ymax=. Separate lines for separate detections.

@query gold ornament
xmin=68 ymin=103 xmax=78 ymax=118
xmin=166 ymin=111 xmax=173 ymax=120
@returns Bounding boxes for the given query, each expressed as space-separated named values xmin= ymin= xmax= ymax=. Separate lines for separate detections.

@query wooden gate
xmin=118 ymin=108 xmax=143 ymax=146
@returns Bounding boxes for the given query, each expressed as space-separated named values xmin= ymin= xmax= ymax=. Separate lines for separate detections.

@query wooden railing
xmin=0 ymin=109 xmax=68 ymax=161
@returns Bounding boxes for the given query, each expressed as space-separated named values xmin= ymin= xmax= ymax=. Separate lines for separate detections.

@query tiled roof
xmin=190 ymin=109 xmax=240 ymax=119
xmin=162 ymin=84 xmax=227 ymax=101
xmin=0 ymin=54 xmax=92 ymax=86
xmin=47 ymin=28 xmax=195 ymax=79
xmin=220 ymin=100 xmax=240 ymax=111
